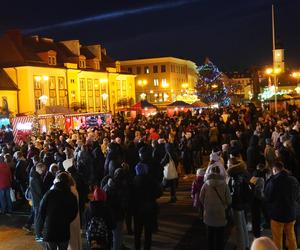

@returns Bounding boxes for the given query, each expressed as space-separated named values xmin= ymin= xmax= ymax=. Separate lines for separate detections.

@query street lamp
xmin=265 ymin=67 xmax=281 ymax=112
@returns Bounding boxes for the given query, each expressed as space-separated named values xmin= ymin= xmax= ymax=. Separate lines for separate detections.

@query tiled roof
xmin=0 ymin=69 xmax=18 ymax=90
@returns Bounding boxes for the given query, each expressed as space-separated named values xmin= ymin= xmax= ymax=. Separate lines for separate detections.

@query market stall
xmin=130 ymin=100 xmax=157 ymax=118
xmin=166 ymin=100 xmax=192 ymax=116
xmin=12 ymin=112 xmax=112 ymax=144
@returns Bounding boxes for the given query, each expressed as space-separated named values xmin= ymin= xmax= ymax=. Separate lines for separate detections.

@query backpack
xmin=229 ymin=175 xmax=253 ymax=210
xmin=86 ymin=217 xmax=112 ymax=250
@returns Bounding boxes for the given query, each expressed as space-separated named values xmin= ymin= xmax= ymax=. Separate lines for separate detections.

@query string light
xmin=195 ymin=61 xmax=230 ymax=107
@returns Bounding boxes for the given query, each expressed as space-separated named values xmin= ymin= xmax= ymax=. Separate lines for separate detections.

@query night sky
xmin=1 ymin=0 xmax=299 ymax=70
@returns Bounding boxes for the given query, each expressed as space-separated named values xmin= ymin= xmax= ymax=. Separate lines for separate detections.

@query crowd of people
xmin=0 ymin=103 xmax=300 ymax=250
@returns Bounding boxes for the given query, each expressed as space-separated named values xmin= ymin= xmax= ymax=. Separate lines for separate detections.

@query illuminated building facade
xmin=120 ymin=57 xmax=198 ymax=106
xmin=0 ymin=30 xmax=135 ymax=115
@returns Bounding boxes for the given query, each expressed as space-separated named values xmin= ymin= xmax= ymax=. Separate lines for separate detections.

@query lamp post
xmin=265 ymin=67 xmax=281 ymax=112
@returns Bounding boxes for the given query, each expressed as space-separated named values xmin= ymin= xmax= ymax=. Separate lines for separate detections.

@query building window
xmin=128 ymin=67 xmax=132 ymax=73
xmin=70 ymin=79 xmax=75 ymax=84
xmin=95 ymin=61 xmax=100 ymax=70
xmin=49 ymin=76 xmax=56 ymax=106
xmin=94 ymin=79 xmax=100 ymax=108
xmin=58 ymin=77 xmax=67 ymax=107
xmin=80 ymin=79 xmax=86 ymax=110
xmin=153 ymin=65 xmax=158 ymax=73
xmin=144 ymin=66 xmax=150 ymax=74
xmin=154 ymin=79 xmax=159 ymax=87
xmin=136 ymin=66 xmax=141 ymax=74
xmin=171 ymin=65 xmax=175 ymax=72
xmin=48 ymin=56 xmax=56 ymax=65
xmin=34 ymin=76 xmax=42 ymax=110
xmin=87 ymin=79 xmax=93 ymax=108
xmin=161 ymin=65 xmax=166 ymax=73
xmin=79 ymin=60 xmax=86 ymax=68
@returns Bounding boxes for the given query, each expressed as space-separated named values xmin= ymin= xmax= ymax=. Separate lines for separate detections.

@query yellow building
xmin=120 ymin=57 xmax=198 ymax=106
xmin=0 ymin=31 xmax=135 ymax=116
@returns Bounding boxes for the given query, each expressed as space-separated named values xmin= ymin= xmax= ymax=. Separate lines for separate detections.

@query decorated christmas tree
xmin=32 ymin=115 xmax=40 ymax=138
xmin=195 ymin=58 xmax=230 ymax=107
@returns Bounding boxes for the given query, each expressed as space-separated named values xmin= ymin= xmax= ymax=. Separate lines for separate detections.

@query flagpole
xmin=272 ymin=4 xmax=278 ymax=113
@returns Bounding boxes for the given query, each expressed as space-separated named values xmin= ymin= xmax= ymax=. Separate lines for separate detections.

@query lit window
xmin=154 ymin=79 xmax=159 ymax=87
xmin=48 ymin=56 xmax=56 ymax=65
xmin=144 ymin=66 xmax=150 ymax=74
xmin=79 ymin=60 xmax=86 ymax=68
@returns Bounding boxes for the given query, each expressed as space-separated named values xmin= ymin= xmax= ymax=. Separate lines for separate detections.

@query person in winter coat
xmin=43 ymin=163 xmax=59 ymax=192
xmin=103 ymin=168 xmax=129 ymax=250
xmin=191 ymin=168 xmax=205 ymax=217
xmin=36 ymin=172 xmax=78 ymax=250
xmin=200 ymin=165 xmax=231 ymax=250
xmin=133 ymin=156 xmax=160 ymax=250
xmin=14 ymin=151 xmax=28 ymax=200
xmin=30 ymin=162 xmax=47 ymax=241
xmin=160 ymin=142 xmax=178 ymax=203
xmin=85 ymin=187 xmax=115 ymax=250
xmin=92 ymin=142 xmax=106 ymax=184
xmin=68 ymin=175 xmax=82 ymax=250
xmin=227 ymin=151 xmax=251 ymax=250
xmin=250 ymin=163 xmax=266 ymax=238
xmin=264 ymin=138 xmax=276 ymax=169
xmin=265 ymin=161 xmax=300 ymax=250
xmin=205 ymin=150 xmax=227 ymax=182
xmin=247 ymin=135 xmax=263 ymax=174
xmin=0 ymin=156 xmax=12 ymax=214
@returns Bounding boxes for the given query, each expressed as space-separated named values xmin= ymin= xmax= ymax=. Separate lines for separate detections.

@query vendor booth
xmin=166 ymin=101 xmax=192 ymax=116
xmin=130 ymin=100 xmax=157 ymax=118
xmin=191 ymin=100 xmax=208 ymax=110
xmin=12 ymin=112 xmax=112 ymax=144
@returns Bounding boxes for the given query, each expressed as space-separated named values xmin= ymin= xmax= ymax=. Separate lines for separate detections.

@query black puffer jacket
xmin=37 ymin=182 xmax=78 ymax=242
xmin=265 ymin=170 xmax=300 ymax=223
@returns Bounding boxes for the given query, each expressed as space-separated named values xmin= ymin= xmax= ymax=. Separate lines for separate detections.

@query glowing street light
xmin=265 ymin=67 xmax=282 ymax=112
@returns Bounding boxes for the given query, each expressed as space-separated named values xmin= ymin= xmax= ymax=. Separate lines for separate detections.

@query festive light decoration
xmin=258 ymin=87 xmax=292 ymax=101
xmin=31 ymin=115 xmax=40 ymax=138
xmin=195 ymin=59 xmax=230 ymax=106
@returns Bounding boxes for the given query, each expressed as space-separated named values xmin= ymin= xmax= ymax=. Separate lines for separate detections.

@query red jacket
xmin=0 ymin=163 xmax=12 ymax=189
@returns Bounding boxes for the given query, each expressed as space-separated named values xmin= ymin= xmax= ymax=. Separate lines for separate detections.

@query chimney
xmin=59 ymin=40 xmax=80 ymax=56
xmin=85 ymin=44 xmax=102 ymax=61
xmin=5 ymin=29 xmax=23 ymax=47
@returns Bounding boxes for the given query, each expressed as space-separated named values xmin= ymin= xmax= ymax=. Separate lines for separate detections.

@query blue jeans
xmin=0 ymin=188 xmax=12 ymax=213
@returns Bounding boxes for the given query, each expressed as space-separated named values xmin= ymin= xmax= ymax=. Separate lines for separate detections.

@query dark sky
xmin=1 ymin=0 xmax=299 ymax=71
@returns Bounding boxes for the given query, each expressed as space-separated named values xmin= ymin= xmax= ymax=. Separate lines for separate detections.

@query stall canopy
xmin=131 ymin=100 xmax=157 ymax=110
xmin=191 ymin=100 xmax=208 ymax=108
xmin=167 ymin=100 xmax=192 ymax=108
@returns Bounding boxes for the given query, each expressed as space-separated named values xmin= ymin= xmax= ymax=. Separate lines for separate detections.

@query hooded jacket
xmin=37 ymin=182 xmax=78 ymax=242
xmin=200 ymin=173 xmax=231 ymax=227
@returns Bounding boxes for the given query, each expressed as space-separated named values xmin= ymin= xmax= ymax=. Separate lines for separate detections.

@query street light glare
xmin=266 ymin=68 xmax=273 ymax=75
